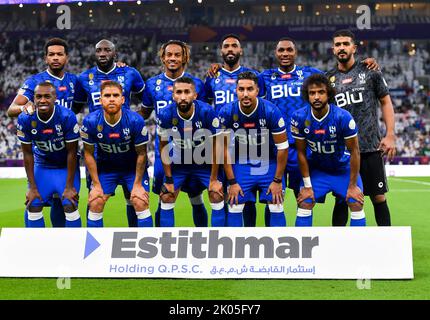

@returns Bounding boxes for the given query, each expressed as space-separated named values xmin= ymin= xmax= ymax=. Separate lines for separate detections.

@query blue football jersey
xmin=258 ymin=65 xmax=323 ymax=144
xmin=81 ymin=108 xmax=148 ymax=172
xmin=18 ymin=70 xmax=78 ymax=109
xmin=218 ymin=98 xmax=286 ymax=165
xmin=74 ymin=64 xmax=145 ymax=113
xmin=290 ymin=104 xmax=358 ymax=172
xmin=204 ymin=66 xmax=262 ymax=111
xmin=157 ymin=100 xmax=221 ymax=166
xmin=17 ymin=105 xmax=80 ymax=168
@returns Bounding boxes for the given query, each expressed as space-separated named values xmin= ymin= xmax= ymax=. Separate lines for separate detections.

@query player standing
xmin=81 ymin=81 xmax=152 ymax=228
xmin=140 ymin=40 xmax=208 ymax=227
xmin=327 ymin=30 xmax=396 ymax=226
xmin=219 ymin=72 xmax=288 ymax=227
xmin=73 ymin=39 xmax=146 ymax=227
xmin=157 ymin=77 xmax=224 ymax=227
xmin=8 ymin=38 xmax=78 ymax=227
xmin=291 ymin=74 xmax=366 ymax=226
xmin=16 ymin=82 xmax=81 ymax=228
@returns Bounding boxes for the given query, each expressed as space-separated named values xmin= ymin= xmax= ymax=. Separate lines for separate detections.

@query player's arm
xmin=83 ymin=143 xmax=104 ymax=203
xmin=139 ymin=107 xmax=153 ymax=120
xmin=295 ymin=138 xmax=315 ymax=205
xmin=209 ymin=131 xmax=224 ymax=198
xmin=361 ymin=57 xmax=379 ymax=70
xmin=378 ymin=94 xmax=396 ymax=160
xmin=206 ymin=63 xmax=222 ymax=78
xmin=62 ymin=141 xmax=79 ymax=207
xmin=22 ymin=143 xmax=42 ymax=207
xmin=7 ymin=95 xmax=33 ymax=118
xmin=345 ymin=136 xmax=364 ymax=204
xmin=159 ymin=137 xmax=174 ymax=194
xmin=267 ymin=131 xmax=288 ymax=204
xmin=131 ymin=144 xmax=149 ymax=206
xmin=71 ymin=102 xmax=86 ymax=114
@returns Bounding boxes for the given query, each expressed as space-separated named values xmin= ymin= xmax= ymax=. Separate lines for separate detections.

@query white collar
xmin=97 ymin=63 xmax=117 ymax=75
xmin=37 ymin=104 xmax=56 ymax=124
xmin=104 ymin=110 xmax=122 ymax=127
xmin=277 ymin=65 xmax=297 ymax=74
xmin=164 ymin=71 xmax=185 ymax=82
xmin=239 ymin=99 xmax=259 ymax=118
xmin=311 ymin=104 xmax=330 ymax=122
xmin=46 ymin=69 xmax=65 ymax=81
xmin=177 ymin=103 xmax=195 ymax=121
xmin=221 ymin=65 xmax=241 ymax=74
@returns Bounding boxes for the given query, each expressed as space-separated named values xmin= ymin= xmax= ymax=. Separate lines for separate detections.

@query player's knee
xmin=209 ymin=192 xmax=223 ymax=203
xmin=189 ymin=194 xmax=204 ymax=206
xmin=348 ymin=202 xmax=363 ymax=212
xmin=63 ymin=204 xmax=77 ymax=213
xmin=298 ymin=202 xmax=314 ymax=210
xmin=89 ymin=198 xmax=105 ymax=213
xmin=160 ymin=193 xmax=175 ymax=204
xmin=122 ymin=187 xmax=131 ymax=199
xmin=371 ymin=194 xmax=386 ymax=204
xmin=131 ymin=198 xmax=149 ymax=212
xmin=28 ymin=206 xmax=43 ymax=213
xmin=228 ymin=203 xmax=245 ymax=213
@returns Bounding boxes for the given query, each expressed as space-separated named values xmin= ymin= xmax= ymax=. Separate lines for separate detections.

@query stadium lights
xmin=19 ymin=3 xmax=23 ymax=7
xmin=265 ymin=5 xmax=269 ymax=12
xmin=89 ymin=9 xmax=93 ymax=13
xmin=117 ymin=8 xmax=121 ymax=13
xmin=393 ymin=3 xmax=397 ymax=8
xmin=315 ymin=11 xmax=320 ymax=15
xmin=78 ymin=1 xmax=83 ymax=6
xmin=198 ymin=0 xmax=203 ymax=4
xmin=281 ymin=5 xmax=286 ymax=12
xmin=348 ymin=4 xmax=352 ymax=9
xmin=337 ymin=5 xmax=341 ymax=9
xmin=175 ymin=7 xmax=179 ymax=11
xmin=298 ymin=5 xmax=302 ymax=12
xmin=137 ymin=0 xmax=142 ymax=4
xmin=325 ymin=5 xmax=330 ymax=9
xmin=169 ymin=0 xmax=174 ymax=4
xmin=230 ymin=0 xmax=235 ymax=3
xmin=109 ymin=1 xmax=113 ymax=5
xmin=240 ymin=9 xmax=245 ymax=14
xmin=46 ymin=2 xmax=51 ymax=7
xmin=32 ymin=10 xmax=36 ymax=14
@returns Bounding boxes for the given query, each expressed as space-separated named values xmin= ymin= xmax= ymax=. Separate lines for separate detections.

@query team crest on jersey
xmin=296 ymin=70 xmax=304 ymax=80
xmin=195 ymin=121 xmax=202 ymax=129
xmin=172 ymin=118 xmax=178 ymax=126
xmin=259 ymin=119 xmax=266 ymax=127
xmin=329 ymin=126 xmax=336 ymax=138
xmin=123 ymin=128 xmax=130 ymax=139
xmin=31 ymin=121 xmax=37 ymax=128
xmin=56 ymin=124 xmax=63 ymax=136
xmin=117 ymin=76 xmax=125 ymax=84
xmin=89 ymin=73 xmax=94 ymax=86
xmin=156 ymin=79 xmax=162 ymax=85
xmin=97 ymin=124 xmax=103 ymax=132
xmin=359 ymin=73 xmax=366 ymax=84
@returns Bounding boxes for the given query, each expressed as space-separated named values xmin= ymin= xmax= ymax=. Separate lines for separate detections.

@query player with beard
xmin=327 ymin=29 xmax=395 ymax=226
xmin=8 ymin=38 xmax=78 ymax=228
xmin=140 ymin=40 xmax=208 ymax=227
xmin=73 ymin=39 xmax=146 ymax=227
xmin=291 ymin=74 xmax=366 ymax=226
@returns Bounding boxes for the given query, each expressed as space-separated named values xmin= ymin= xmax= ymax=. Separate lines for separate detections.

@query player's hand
xmin=88 ymin=184 xmax=104 ymax=205
xmin=62 ymin=186 xmax=79 ymax=208
xmin=25 ymin=187 xmax=43 ymax=209
xmin=21 ymin=101 xmax=35 ymax=115
xmin=131 ymin=184 xmax=149 ymax=206
xmin=228 ymin=183 xmax=244 ymax=206
xmin=209 ymin=180 xmax=224 ymax=199
xmin=346 ymin=185 xmax=364 ymax=205
xmin=297 ymin=187 xmax=315 ymax=205
xmin=266 ymin=182 xmax=284 ymax=205
xmin=361 ymin=57 xmax=379 ymax=71
xmin=378 ymin=134 xmax=396 ymax=160
xmin=116 ymin=61 xmax=128 ymax=67
xmin=206 ymin=63 xmax=222 ymax=78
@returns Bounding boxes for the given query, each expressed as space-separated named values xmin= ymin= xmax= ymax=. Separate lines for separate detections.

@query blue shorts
xmin=30 ymin=165 xmax=81 ymax=207
xmin=285 ymin=147 xmax=301 ymax=192
xmin=233 ymin=161 xmax=285 ymax=204
xmin=300 ymin=167 xmax=363 ymax=203
xmin=166 ymin=165 xmax=211 ymax=195
xmin=98 ymin=171 xmax=150 ymax=195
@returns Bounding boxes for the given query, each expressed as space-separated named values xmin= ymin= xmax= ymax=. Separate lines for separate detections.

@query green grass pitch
xmin=0 ymin=176 xmax=429 ymax=300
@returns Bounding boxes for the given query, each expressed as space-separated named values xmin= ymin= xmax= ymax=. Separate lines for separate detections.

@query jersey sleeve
xmin=371 ymin=70 xmax=390 ymax=99
xmin=73 ymin=75 xmax=88 ymax=104
xmin=131 ymin=68 xmax=145 ymax=94
xmin=195 ymin=78 xmax=207 ymax=102
xmin=63 ymin=111 xmax=80 ymax=143
xmin=80 ymin=117 xmax=95 ymax=145
xmin=19 ymin=76 xmax=37 ymax=102
xmin=290 ymin=111 xmax=305 ymax=140
xmin=141 ymin=81 xmax=154 ymax=109
xmin=268 ymin=104 xmax=287 ymax=135
xmin=340 ymin=110 xmax=358 ymax=140
xmin=257 ymin=73 xmax=266 ymax=97
xmin=204 ymin=106 xmax=222 ymax=136
xmin=133 ymin=115 xmax=149 ymax=146
xmin=218 ymin=105 xmax=232 ymax=134
xmin=204 ymin=77 xmax=214 ymax=102
xmin=16 ymin=115 xmax=32 ymax=144
xmin=156 ymin=109 xmax=170 ymax=139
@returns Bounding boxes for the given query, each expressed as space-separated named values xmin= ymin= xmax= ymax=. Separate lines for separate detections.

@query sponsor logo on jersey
xmin=244 ymin=122 xmax=255 ymax=128
xmin=58 ymin=86 xmax=67 ymax=92
xmin=43 ymin=128 xmax=53 ymax=134
xmin=314 ymin=129 xmax=326 ymax=134
xmin=281 ymin=74 xmax=292 ymax=79
xmin=109 ymin=133 xmax=120 ymax=138
xmin=225 ymin=78 xmax=236 ymax=84
xmin=167 ymin=86 xmax=173 ymax=91
xmin=342 ymin=77 xmax=353 ymax=84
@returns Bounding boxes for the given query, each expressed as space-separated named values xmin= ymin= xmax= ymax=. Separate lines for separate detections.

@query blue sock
xmin=350 ymin=210 xmax=366 ymax=226
xmin=243 ymin=202 xmax=257 ymax=227
xmin=27 ymin=210 xmax=45 ymax=228
xmin=227 ymin=206 xmax=243 ymax=227
xmin=50 ymin=197 xmax=65 ymax=227
xmin=160 ymin=202 xmax=174 ymax=227
xmin=268 ymin=204 xmax=286 ymax=226
xmin=24 ymin=210 xmax=29 ymax=227
xmin=87 ymin=211 xmax=103 ymax=227
xmin=126 ymin=203 xmax=138 ymax=227
xmin=264 ymin=205 xmax=271 ymax=227
xmin=192 ymin=204 xmax=208 ymax=227
xmin=210 ymin=202 xmax=225 ymax=227
xmin=155 ymin=205 xmax=161 ymax=227
xmin=137 ymin=209 xmax=153 ymax=227
xmin=295 ymin=208 xmax=313 ymax=227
